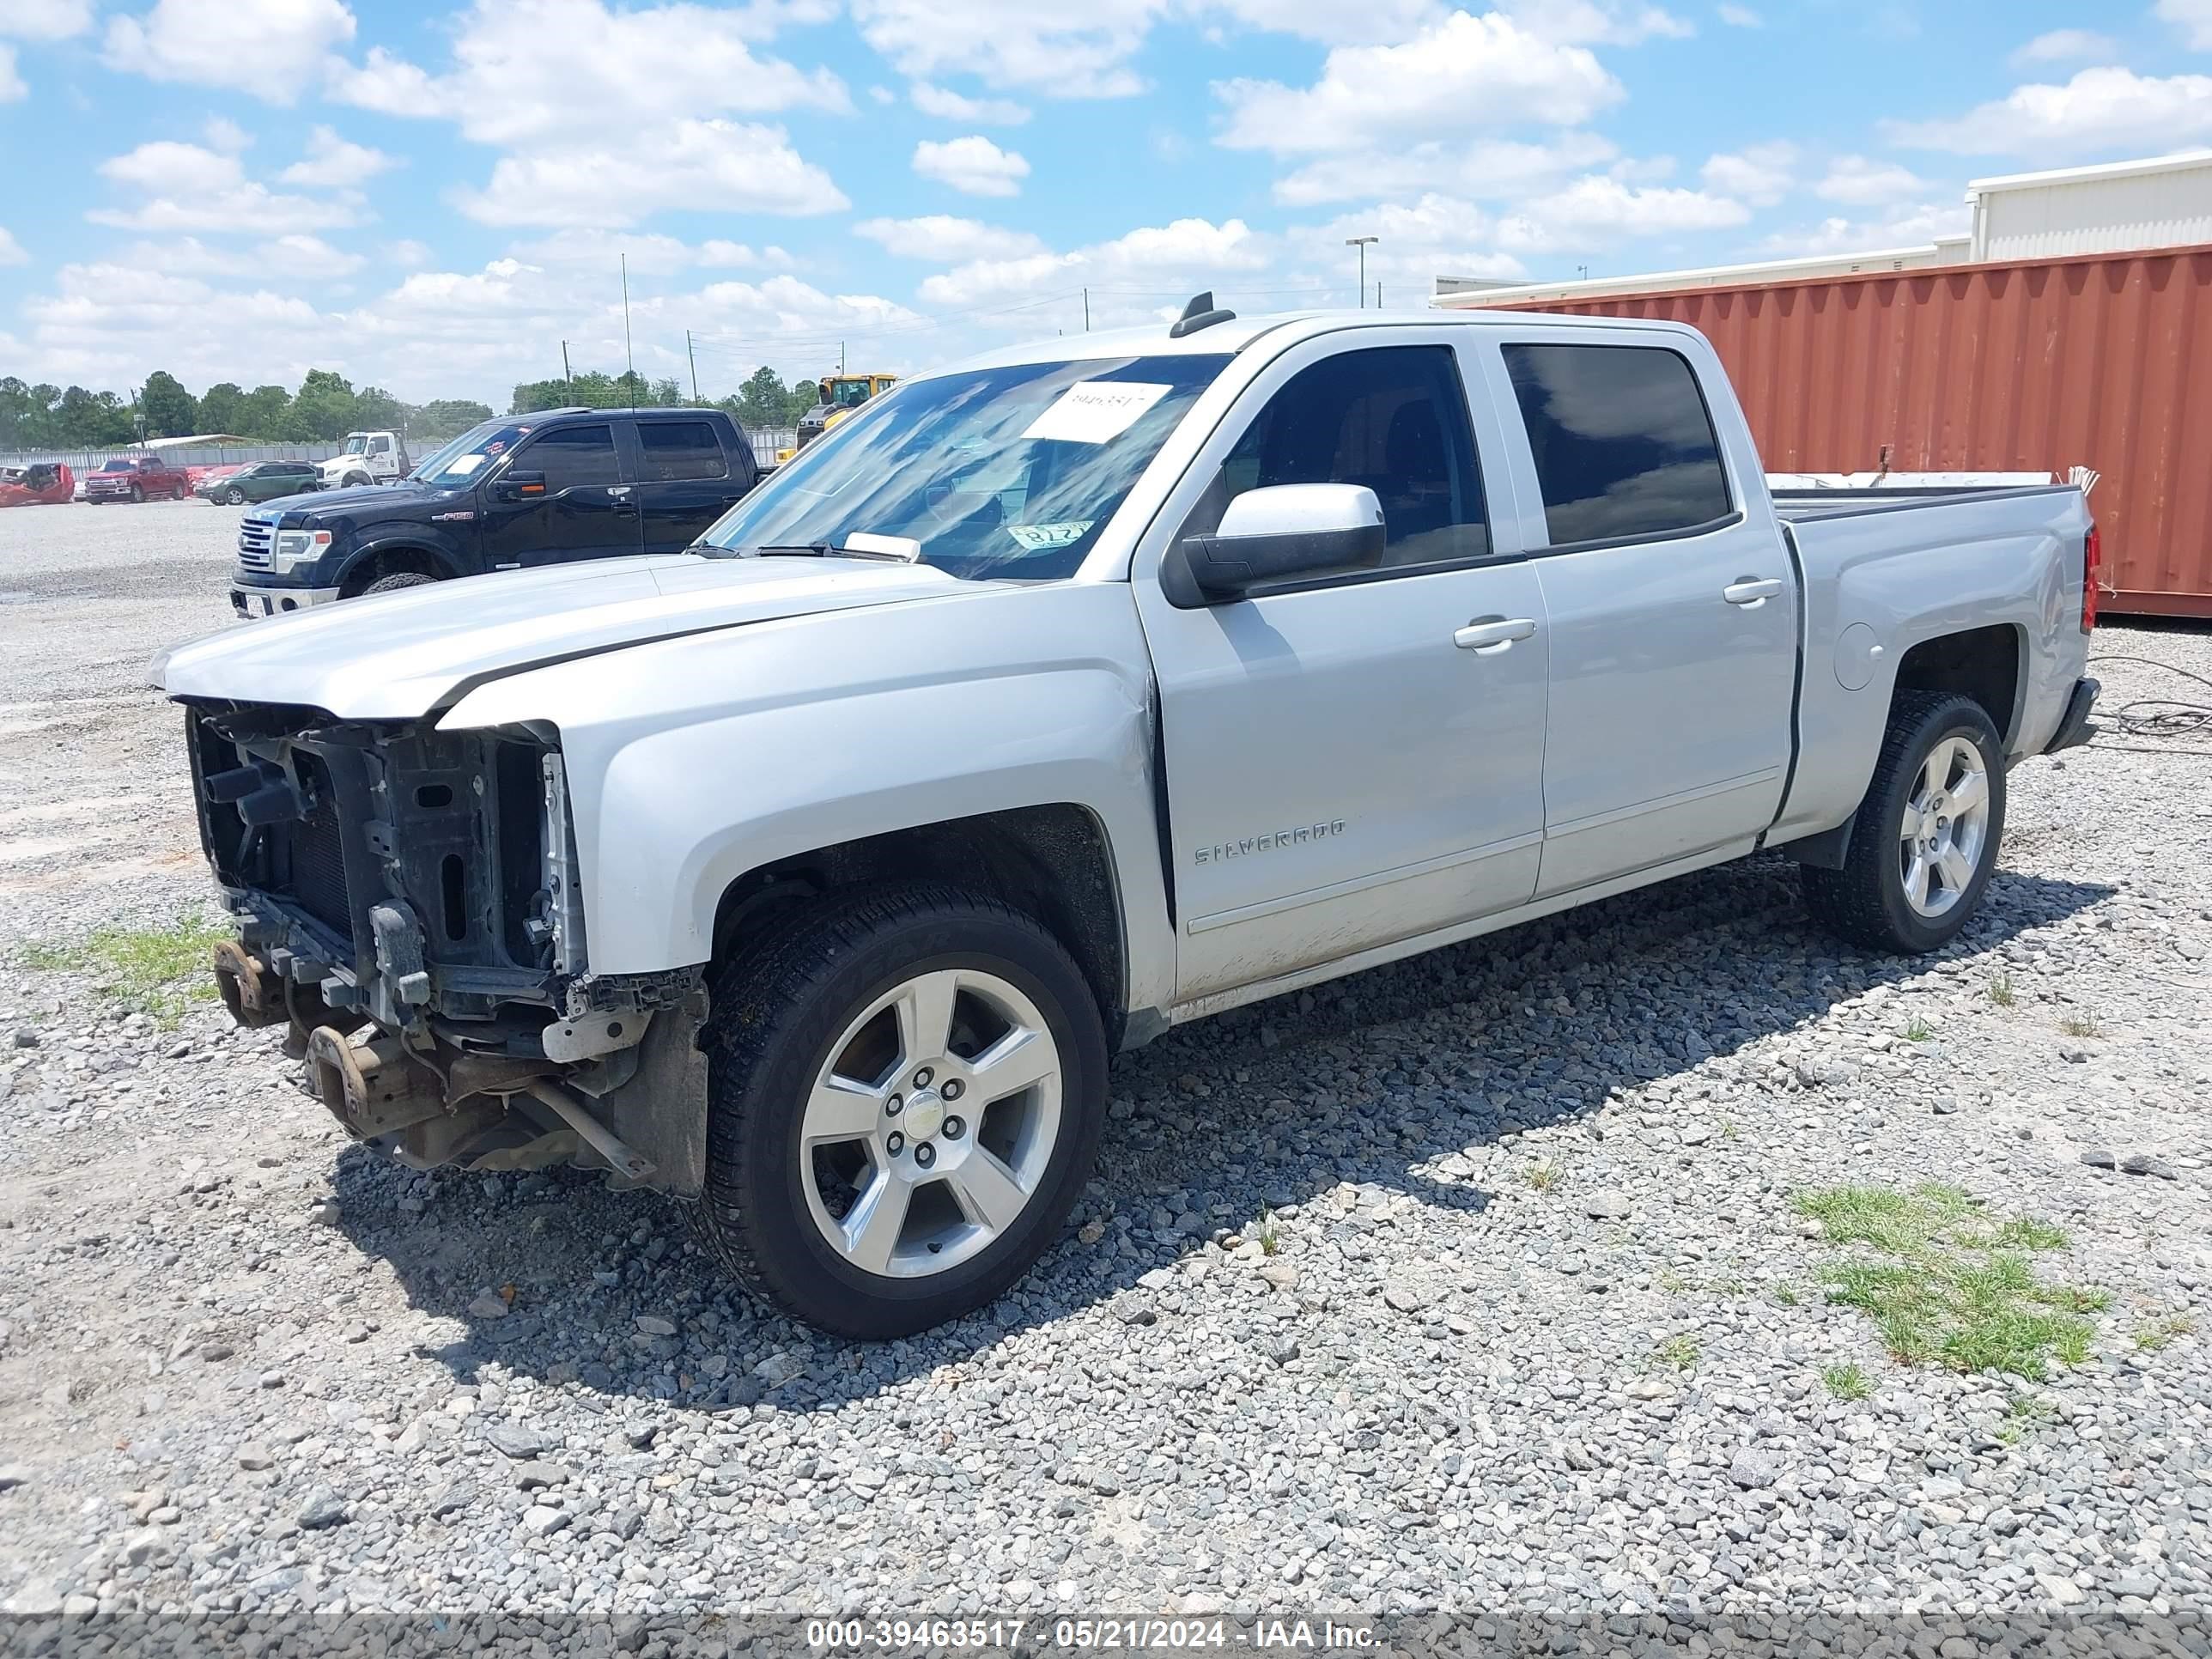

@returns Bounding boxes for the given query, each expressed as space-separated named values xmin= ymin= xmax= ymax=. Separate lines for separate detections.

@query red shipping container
xmin=1486 ymin=243 xmax=2212 ymax=617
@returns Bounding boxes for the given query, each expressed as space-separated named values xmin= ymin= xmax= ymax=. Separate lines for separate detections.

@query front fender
xmin=438 ymin=583 xmax=1176 ymax=1017
xmin=335 ymin=524 xmax=469 ymax=586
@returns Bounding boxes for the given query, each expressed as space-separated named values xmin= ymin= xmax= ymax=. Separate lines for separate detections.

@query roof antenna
xmin=1169 ymin=290 xmax=1237 ymax=339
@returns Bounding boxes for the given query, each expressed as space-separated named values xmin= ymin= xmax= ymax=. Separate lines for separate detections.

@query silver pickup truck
xmin=159 ymin=299 xmax=2100 ymax=1337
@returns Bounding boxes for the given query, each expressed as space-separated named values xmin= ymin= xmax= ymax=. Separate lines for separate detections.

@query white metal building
xmin=1436 ymin=149 xmax=2212 ymax=307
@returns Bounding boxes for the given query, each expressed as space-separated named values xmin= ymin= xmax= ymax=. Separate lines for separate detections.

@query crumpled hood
xmin=159 ymin=554 xmax=972 ymax=720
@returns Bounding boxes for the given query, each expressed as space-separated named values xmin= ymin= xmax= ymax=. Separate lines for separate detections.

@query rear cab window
xmin=1501 ymin=343 xmax=1732 ymax=546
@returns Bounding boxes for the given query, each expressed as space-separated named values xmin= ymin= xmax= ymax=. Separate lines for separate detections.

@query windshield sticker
xmin=1006 ymin=520 xmax=1096 ymax=552
xmin=1019 ymin=381 xmax=1171 ymax=445
xmin=446 ymin=453 xmax=488 ymax=476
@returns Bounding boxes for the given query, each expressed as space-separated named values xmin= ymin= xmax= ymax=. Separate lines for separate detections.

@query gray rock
xmin=0 ymin=1465 xmax=26 ymax=1491
xmin=234 ymin=1443 xmax=274 ymax=1471
xmin=634 ymin=1315 xmax=678 ymax=1336
xmin=465 ymin=1289 xmax=512 ymax=1320
xmin=2120 ymin=1152 xmax=2179 ymax=1180
xmin=1583 ymin=1190 xmax=1632 ymax=1220
xmin=521 ymin=1504 xmax=570 ymax=1535
xmin=513 ymin=1460 xmax=572 ymax=1491
xmin=2080 ymin=1147 xmax=2118 ymax=1170
xmin=483 ymin=1422 xmax=553 ymax=1460
xmin=297 ymin=1487 xmax=348 ymax=1529
xmin=1728 ymin=1449 xmax=1782 ymax=1490
xmin=1381 ymin=1278 xmax=1436 ymax=1313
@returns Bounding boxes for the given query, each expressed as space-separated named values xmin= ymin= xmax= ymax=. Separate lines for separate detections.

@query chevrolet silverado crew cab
xmin=228 ymin=406 xmax=760 ymax=617
xmin=159 ymin=301 xmax=2100 ymax=1337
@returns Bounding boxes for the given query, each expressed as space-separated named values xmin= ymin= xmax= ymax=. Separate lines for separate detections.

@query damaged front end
xmin=183 ymin=701 xmax=709 ymax=1194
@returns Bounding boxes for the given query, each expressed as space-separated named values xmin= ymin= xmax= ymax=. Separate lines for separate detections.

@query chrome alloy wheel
xmin=799 ymin=968 xmax=1062 ymax=1279
xmin=1899 ymin=735 xmax=1990 ymax=918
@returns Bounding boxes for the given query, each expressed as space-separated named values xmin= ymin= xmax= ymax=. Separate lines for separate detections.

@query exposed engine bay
xmin=183 ymin=701 xmax=708 ymax=1193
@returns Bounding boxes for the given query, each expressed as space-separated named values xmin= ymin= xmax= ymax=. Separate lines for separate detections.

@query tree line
xmin=509 ymin=364 xmax=828 ymax=431
xmin=0 ymin=360 xmax=835 ymax=453
xmin=0 ymin=369 xmax=495 ymax=450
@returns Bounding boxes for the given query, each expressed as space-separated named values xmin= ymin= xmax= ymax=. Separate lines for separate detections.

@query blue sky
xmin=3 ymin=0 xmax=2210 ymax=408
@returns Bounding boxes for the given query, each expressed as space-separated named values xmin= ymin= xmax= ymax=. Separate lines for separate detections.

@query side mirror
xmin=1180 ymin=483 xmax=1385 ymax=600
xmin=494 ymin=469 xmax=547 ymax=501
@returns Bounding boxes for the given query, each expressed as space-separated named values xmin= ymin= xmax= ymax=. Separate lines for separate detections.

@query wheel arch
xmin=1890 ymin=623 xmax=2025 ymax=749
xmin=336 ymin=539 xmax=461 ymax=596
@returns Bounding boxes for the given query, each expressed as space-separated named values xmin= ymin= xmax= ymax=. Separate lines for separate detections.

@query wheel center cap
xmin=903 ymin=1090 xmax=945 ymax=1142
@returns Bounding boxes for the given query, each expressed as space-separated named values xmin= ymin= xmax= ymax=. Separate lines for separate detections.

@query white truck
xmin=316 ymin=429 xmax=410 ymax=489
xmin=158 ymin=299 xmax=2100 ymax=1338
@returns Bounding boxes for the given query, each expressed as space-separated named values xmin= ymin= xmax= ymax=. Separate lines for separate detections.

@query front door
xmin=480 ymin=422 xmax=641 ymax=570
xmin=1135 ymin=339 xmax=1551 ymax=1005
xmin=1490 ymin=337 xmax=1799 ymax=896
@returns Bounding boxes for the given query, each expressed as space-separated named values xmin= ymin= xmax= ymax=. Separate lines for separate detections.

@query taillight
xmin=2081 ymin=524 xmax=2100 ymax=633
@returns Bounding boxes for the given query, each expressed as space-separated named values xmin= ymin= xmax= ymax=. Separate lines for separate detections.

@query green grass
xmin=1791 ymin=1184 xmax=2106 ymax=1380
xmin=1987 ymin=975 xmax=2016 ymax=1009
xmin=2134 ymin=1316 xmax=2197 ymax=1352
xmin=1255 ymin=1208 xmax=1281 ymax=1257
xmin=1522 ymin=1161 xmax=1559 ymax=1192
xmin=1651 ymin=1335 xmax=1700 ymax=1373
xmin=1903 ymin=1015 xmax=1936 ymax=1042
xmin=20 ymin=912 xmax=229 ymax=1025
xmin=1821 ymin=1363 xmax=1873 ymax=1401
xmin=2058 ymin=1012 xmax=2104 ymax=1039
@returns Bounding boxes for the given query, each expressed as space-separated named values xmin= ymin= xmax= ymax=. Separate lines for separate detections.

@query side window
xmin=1502 ymin=343 xmax=1731 ymax=545
xmin=1216 ymin=345 xmax=1488 ymax=570
xmin=368 ymin=435 xmax=392 ymax=456
xmin=637 ymin=421 xmax=729 ymax=482
xmin=520 ymin=424 xmax=620 ymax=491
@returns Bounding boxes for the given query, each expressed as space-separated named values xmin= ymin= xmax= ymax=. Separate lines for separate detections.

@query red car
xmin=84 ymin=454 xmax=190 ymax=502
xmin=0 ymin=462 xmax=74 ymax=508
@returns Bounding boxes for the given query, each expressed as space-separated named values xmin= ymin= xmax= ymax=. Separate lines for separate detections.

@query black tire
xmin=690 ymin=884 xmax=1109 ymax=1339
xmin=224 ymin=486 xmax=246 ymax=506
xmin=343 ymin=473 xmax=370 ymax=489
xmin=1803 ymin=691 xmax=2007 ymax=953
xmin=128 ymin=484 xmax=143 ymax=503
xmin=361 ymin=571 xmax=435 ymax=595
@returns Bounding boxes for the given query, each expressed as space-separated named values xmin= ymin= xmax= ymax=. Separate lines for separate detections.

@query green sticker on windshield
xmin=1007 ymin=520 xmax=1095 ymax=552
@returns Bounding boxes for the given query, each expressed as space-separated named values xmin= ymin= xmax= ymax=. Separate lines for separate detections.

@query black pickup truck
xmin=229 ymin=407 xmax=761 ymax=617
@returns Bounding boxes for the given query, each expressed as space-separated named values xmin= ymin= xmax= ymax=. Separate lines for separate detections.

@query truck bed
xmin=1770 ymin=482 xmax=2081 ymax=523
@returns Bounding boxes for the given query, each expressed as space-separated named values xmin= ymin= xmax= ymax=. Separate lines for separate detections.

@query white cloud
xmin=1496 ymin=175 xmax=1749 ymax=252
xmin=507 ymin=228 xmax=793 ymax=273
xmin=917 ymin=216 xmax=1268 ymax=312
xmin=1203 ymin=0 xmax=1447 ymax=46
xmin=910 ymin=82 xmax=1030 ymax=124
xmin=16 ymin=261 xmax=328 ymax=392
xmin=1498 ymin=0 xmax=1692 ymax=45
xmin=201 ymin=116 xmax=252 ymax=153
xmin=1273 ymin=131 xmax=1619 ymax=207
xmin=2157 ymin=0 xmax=2212 ymax=52
xmin=453 ymin=119 xmax=847 ymax=227
xmin=278 ymin=125 xmax=399 ymax=185
xmin=852 ymin=0 xmax=1161 ymax=98
xmin=103 ymin=0 xmax=357 ymax=102
xmin=0 ymin=45 xmax=21 ymax=101
xmin=1887 ymin=67 xmax=2212 ymax=154
xmin=2009 ymin=29 xmax=2118 ymax=66
xmin=1298 ymin=197 xmax=1528 ymax=293
xmin=854 ymin=216 xmax=1049 ymax=263
xmin=127 ymin=234 xmax=365 ymax=280
xmin=1717 ymin=3 xmax=1759 ymax=25
xmin=0 ymin=227 xmax=27 ymax=265
xmin=1764 ymin=198 xmax=1971 ymax=256
xmin=1 ymin=0 xmax=96 ymax=39
xmin=339 ymin=0 xmax=847 ymax=147
xmin=383 ymin=239 xmax=434 ymax=269
xmin=88 ymin=139 xmax=362 ymax=233
xmin=1215 ymin=12 xmax=1623 ymax=155
xmin=327 ymin=46 xmax=446 ymax=116
xmin=913 ymin=135 xmax=1030 ymax=197
xmin=1699 ymin=140 xmax=1796 ymax=206
xmin=1814 ymin=155 xmax=1926 ymax=206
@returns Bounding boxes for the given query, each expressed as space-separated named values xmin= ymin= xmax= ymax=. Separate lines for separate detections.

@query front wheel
xmin=1803 ymin=691 xmax=2007 ymax=953
xmin=690 ymin=884 xmax=1108 ymax=1339
xmin=360 ymin=571 xmax=434 ymax=596
xmin=224 ymin=487 xmax=246 ymax=506
xmin=128 ymin=484 xmax=143 ymax=503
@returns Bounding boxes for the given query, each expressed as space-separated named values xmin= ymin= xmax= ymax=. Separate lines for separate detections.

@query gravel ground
xmin=1 ymin=501 xmax=2209 ymax=1646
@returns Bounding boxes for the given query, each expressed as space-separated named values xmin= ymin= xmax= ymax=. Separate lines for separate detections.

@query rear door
xmin=1481 ymin=332 xmax=1798 ymax=896
xmin=480 ymin=421 xmax=642 ymax=569
xmin=623 ymin=418 xmax=751 ymax=555
xmin=1133 ymin=333 xmax=1551 ymax=1004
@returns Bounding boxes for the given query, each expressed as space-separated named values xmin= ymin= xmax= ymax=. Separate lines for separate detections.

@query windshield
xmin=829 ymin=379 xmax=874 ymax=407
xmin=702 ymin=354 xmax=1229 ymax=580
xmin=343 ymin=435 xmax=368 ymax=454
xmin=409 ymin=419 xmax=534 ymax=487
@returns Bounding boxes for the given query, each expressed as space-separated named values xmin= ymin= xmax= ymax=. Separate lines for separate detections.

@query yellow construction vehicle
xmin=775 ymin=372 xmax=898 ymax=464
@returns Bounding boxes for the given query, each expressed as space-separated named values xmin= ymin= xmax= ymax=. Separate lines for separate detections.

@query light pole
xmin=1345 ymin=235 xmax=1377 ymax=308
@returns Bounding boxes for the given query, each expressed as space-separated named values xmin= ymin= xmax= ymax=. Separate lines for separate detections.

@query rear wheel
xmin=690 ymin=884 xmax=1108 ymax=1338
xmin=361 ymin=571 xmax=435 ymax=596
xmin=1802 ymin=691 xmax=2006 ymax=953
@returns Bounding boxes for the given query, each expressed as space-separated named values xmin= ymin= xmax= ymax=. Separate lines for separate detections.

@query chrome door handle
xmin=1723 ymin=577 xmax=1785 ymax=606
xmin=607 ymin=485 xmax=633 ymax=496
xmin=1454 ymin=617 xmax=1537 ymax=652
